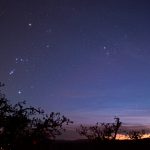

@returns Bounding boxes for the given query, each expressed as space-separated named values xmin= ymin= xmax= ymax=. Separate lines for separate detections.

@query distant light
xmin=30 ymin=85 xmax=34 ymax=89
xmin=15 ymin=57 xmax=29 ymax=63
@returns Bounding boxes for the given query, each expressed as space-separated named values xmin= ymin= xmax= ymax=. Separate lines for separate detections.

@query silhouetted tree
xmin=77 ymin=117 xmax=121 ymax=141
xmin=127 ymin=129 xmax=145 ymax=140
xmin=113 ymin=117 xmax=122 ymax=139
xmin=0 ymin=83 xmax=73 ymax=150
xmin=30 ymin=112 xmax=73 ymax=143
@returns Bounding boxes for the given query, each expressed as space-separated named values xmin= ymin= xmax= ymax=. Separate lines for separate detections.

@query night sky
xmin=1 ymin=0 xmax=150 ymax=125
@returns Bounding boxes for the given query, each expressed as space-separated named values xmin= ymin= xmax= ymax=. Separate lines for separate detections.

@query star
xmin=18 ymin=90 xmax=22 ymax=94
xmin=103 ymin=46 xmax=107 ymax=50
xmin=15 ymin=57 xmax=29 ymax=64
xmin=46 ymin=44 xmax=50 ymax=48
xmin=105 ymin=51 xmax=111 ymax=56
xmin=28 ymin=23 xmax=32 ymax=27
xmin=30 ymin=85 xmax=34 ymax=89
xmin=46 ymin=28 xmax=52 ymax=33
xmin=9 ymin=69 xmax=15 ymax=75
xmin=20 ymin=58 xmax=24 ymax=62
xmin=25 ymin=58 xmax=29 ymax=62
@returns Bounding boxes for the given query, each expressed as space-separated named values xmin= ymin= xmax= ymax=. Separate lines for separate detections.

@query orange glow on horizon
xmin=116 ymin=134 xmax=150 ymax=140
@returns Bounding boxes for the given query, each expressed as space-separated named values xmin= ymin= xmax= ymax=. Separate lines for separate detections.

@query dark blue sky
xmin=1 ymin=0 xmax=150 ymax=125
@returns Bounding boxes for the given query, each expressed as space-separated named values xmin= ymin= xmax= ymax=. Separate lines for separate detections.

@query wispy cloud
xmin=66 ymin=107 xmax=150 ymax=126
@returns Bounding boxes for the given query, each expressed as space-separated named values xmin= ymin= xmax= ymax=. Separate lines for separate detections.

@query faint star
xmin=25 ymin=69 xmax=29 ymax=72
xmin=30 ymin=85 xmax=34 ymax=89
xmin=15 ymin=58 xmax=19 ymax=63
xmin=106 ymin=51 xmax=111 ymax=56
xmin=46 ymin=28 xmax=52 ymax=33
xmin=103 ymin=46 xmax=107 ymax=50
xmin=46 ymin=44 xmax=50 ymax=48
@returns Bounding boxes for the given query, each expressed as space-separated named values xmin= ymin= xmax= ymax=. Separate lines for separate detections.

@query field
xmin=15 ymin=139 xmax=150 ymax=150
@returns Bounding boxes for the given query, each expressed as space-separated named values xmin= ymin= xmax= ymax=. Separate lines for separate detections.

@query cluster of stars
xmin=15 ymin=58 xmax=29 ymax=63
xmin=9 ymin=57 xmax=29 ymax=75
xmin=8 ymin=57 xmax=30 ymax=95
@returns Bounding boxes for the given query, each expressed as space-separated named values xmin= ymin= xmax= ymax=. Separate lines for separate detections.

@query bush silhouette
xmin=127 ymin=129 xmax=145 ymax=140
xmin=77 ymin=117 xmax=121 ymax=141
xmin=0 ymin=82 xmax=73 ymax=150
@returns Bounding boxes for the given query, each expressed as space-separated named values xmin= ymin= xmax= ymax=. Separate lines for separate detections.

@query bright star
xmin=9 ymin=69 xmax=15 ymax=75
xmin=28 ymin=23 xmax=32 ymax=27
xmin=18 ymin=90 xmax=22 ymax=94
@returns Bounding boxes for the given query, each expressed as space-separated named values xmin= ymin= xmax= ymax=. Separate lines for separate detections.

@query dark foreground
xmin=13 ymin=139 xmax=150 ymax=150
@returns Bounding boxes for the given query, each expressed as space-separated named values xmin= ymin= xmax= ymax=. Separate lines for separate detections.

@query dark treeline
xmin=0 ymin=82 xmax=149 ymax=150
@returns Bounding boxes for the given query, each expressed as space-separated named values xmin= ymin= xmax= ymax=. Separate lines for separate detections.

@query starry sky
xmin=1 ymin=0 xmax=150 ymax=125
